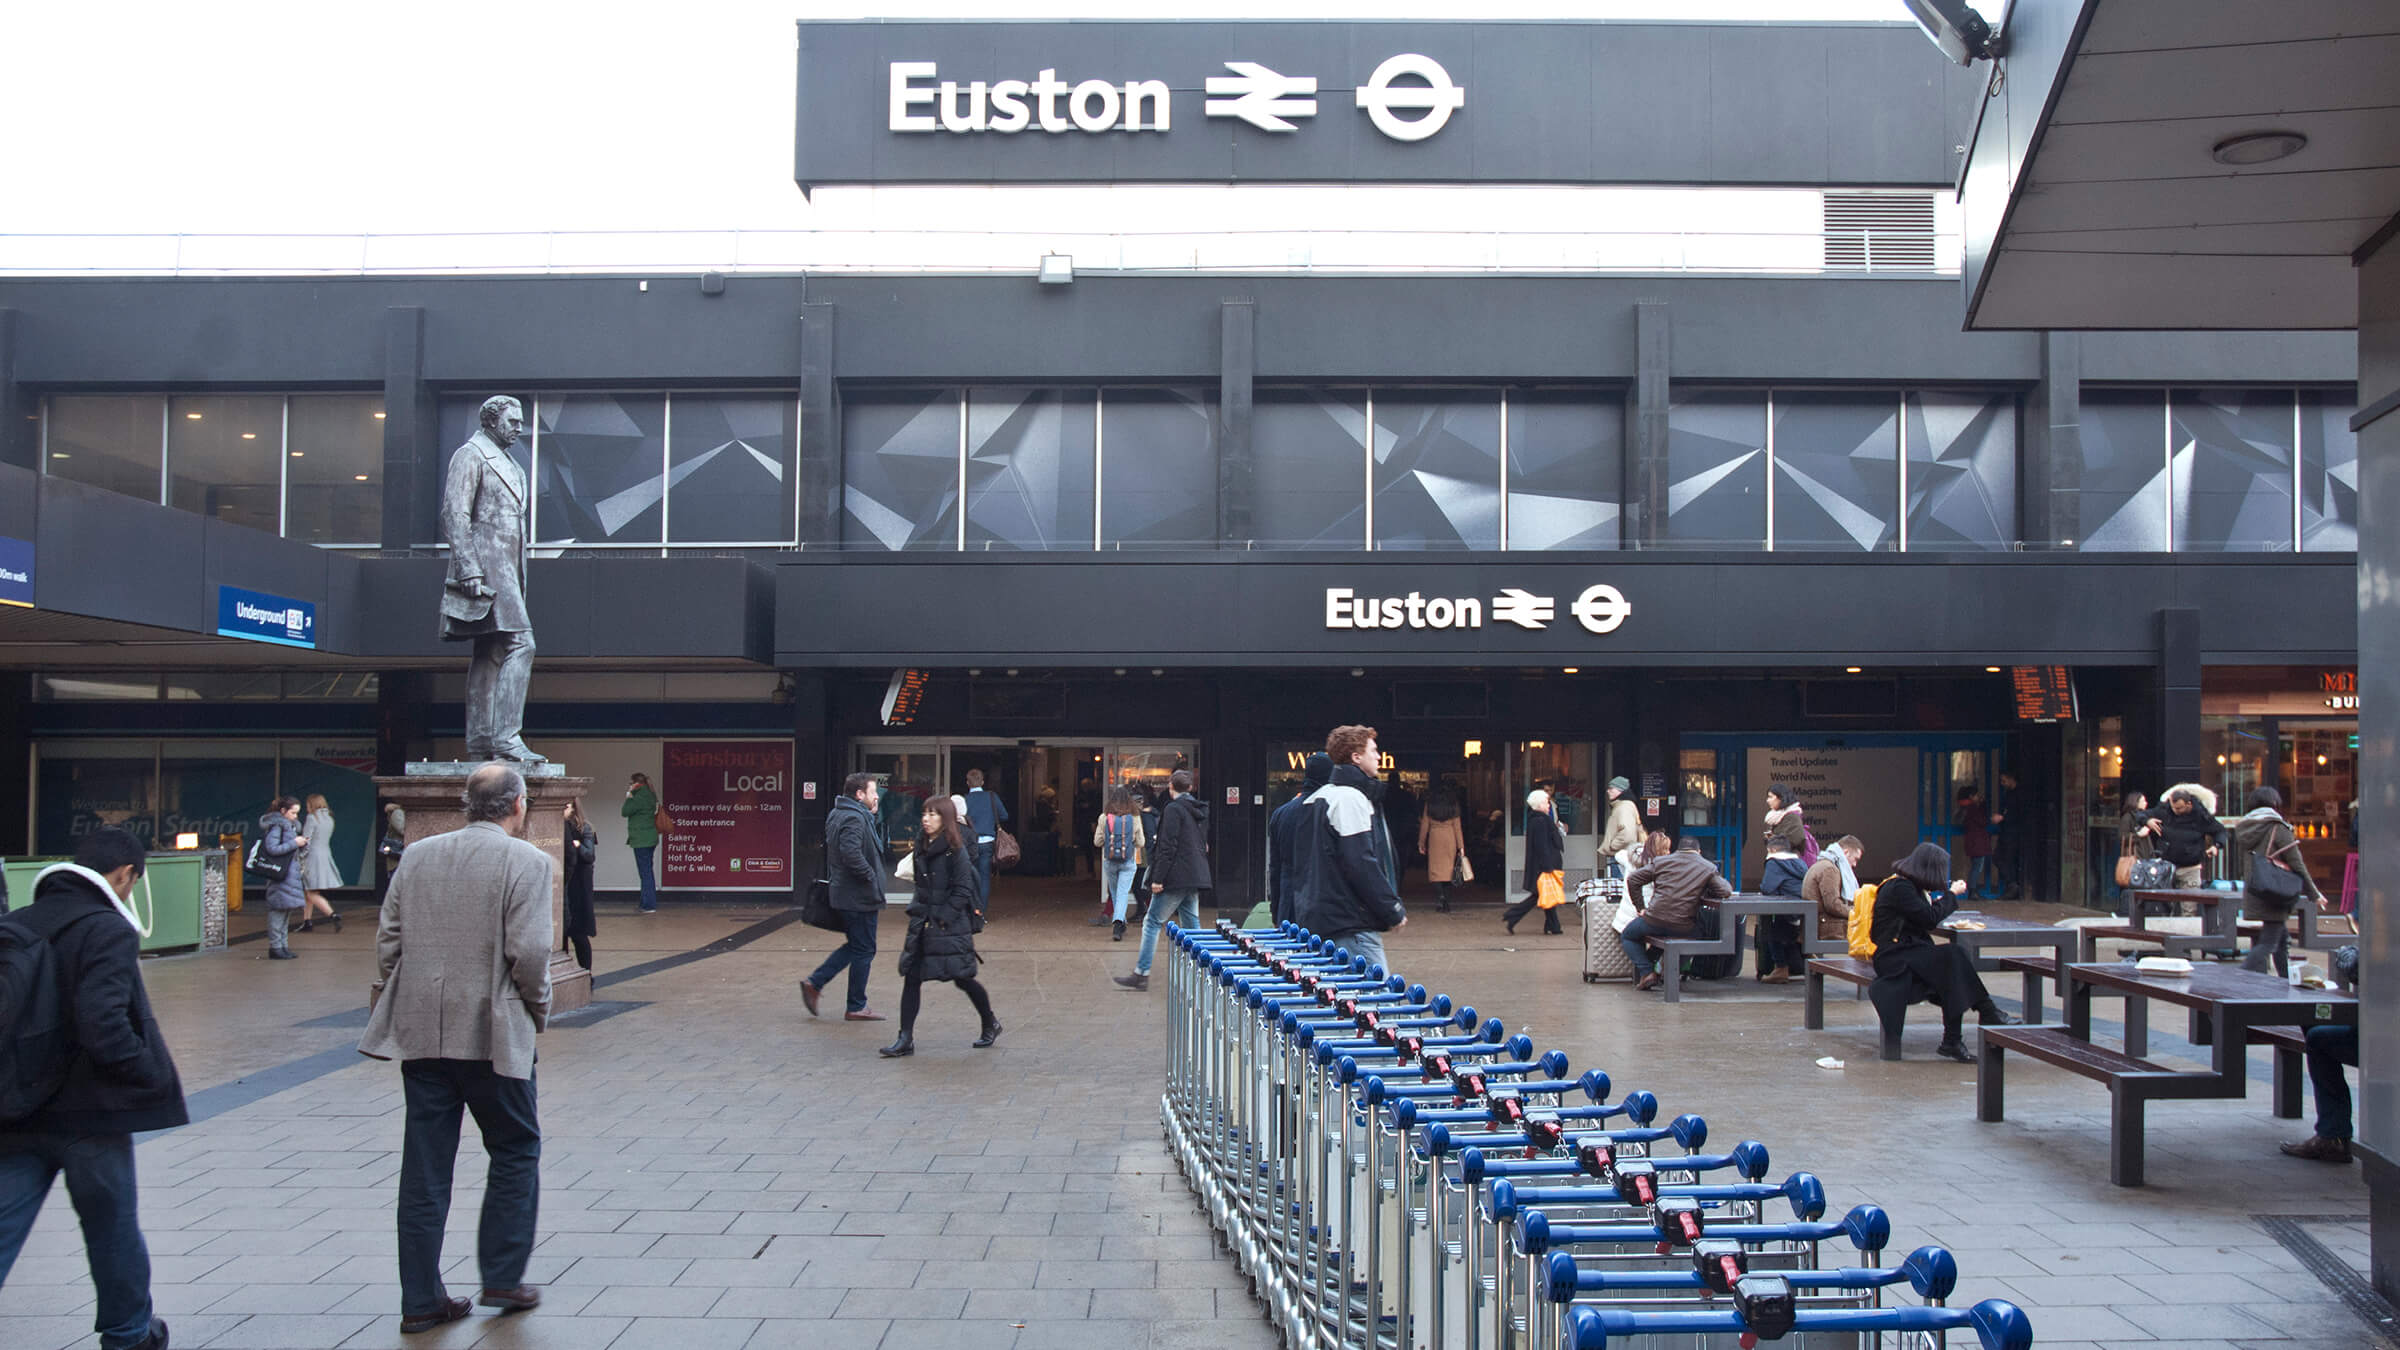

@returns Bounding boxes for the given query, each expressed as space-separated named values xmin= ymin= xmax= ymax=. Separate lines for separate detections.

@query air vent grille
xmin=1824 ymin=191 xmax=1937 ymax=271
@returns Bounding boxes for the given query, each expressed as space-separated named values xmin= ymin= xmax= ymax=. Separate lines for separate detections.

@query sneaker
xmin=2280 ymin=1135 xmax=2353 ymax=1164
xmin=268 ymin=948 xmax=298 ymax=960
xmin=400 ymin=1298 xmax=471 ymax=1334
xmin=1114 ymin=973 xmax=1150 ymax=992
xmin=1112 ymin=920 xmax=1126 ymax=942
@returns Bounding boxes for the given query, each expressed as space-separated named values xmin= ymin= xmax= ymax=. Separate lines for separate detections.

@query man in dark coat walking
xmin=804 ymin=773 xmax=888 ymax=1021
xmin=0 ymin=828 xmax=184 ymax=1350
xmin=1267 ymin=753 xmax=1333 ymax=925
xmin=1115 ymin=770 xmax=1210 ymax=991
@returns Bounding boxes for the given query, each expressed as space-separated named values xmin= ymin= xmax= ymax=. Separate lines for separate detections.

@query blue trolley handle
xmin=1362 ymin=1060 xmax=1590 ymax=1104
xmin=1562 ymin=1298 xmax=2032 ymax=1350
xmin=1485 ymin=1172 xmax=1826 ymax=1226
xmin=1516 ymin=1203 xmax=1890 ymax=1258
xmin=1544 ymin=1244 xmax=1957 ymax=1303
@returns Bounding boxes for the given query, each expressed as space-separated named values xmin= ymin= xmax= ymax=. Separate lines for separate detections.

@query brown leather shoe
xmin=1635 ymin=972 xmax=1663 ymax=992
xmin=478 ymin=1285 xmax=541 ymax=1312
xmin=1761 ymin=967 xmax=1792 ymax=985
xmin=400 ymin=1296 xmax=472 ymax=1333
xmin=799 ymin=979 xmax=822 ymax=1017
xmin=2280 ymin=1135 xmax=2352 ymax=1164
xmin=844 ymin=1007 xmax=886 ymax=1021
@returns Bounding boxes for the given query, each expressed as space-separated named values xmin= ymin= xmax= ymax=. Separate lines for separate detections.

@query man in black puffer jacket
xmin=1267 ymin=753 xmax=1333 ymax=926
xmin=0 ymin=827 xmax=184 ymax=1350
xmin=1116 ymin=770 xmax=1210 ymax=991
xmin=1292 ymin=725 xmax=1407 ymax=973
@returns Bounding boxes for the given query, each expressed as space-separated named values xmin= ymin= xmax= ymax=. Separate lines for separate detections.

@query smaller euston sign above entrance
xmin=1324 ymin=584 xmax=1628 ymax=635
xmin=215 ymin=585 xmax=315 ymax=649
xmin=887 ymin=54 xmax=1461 ymax=141
xmin=0 ymin=535 xmax=31 ymax=608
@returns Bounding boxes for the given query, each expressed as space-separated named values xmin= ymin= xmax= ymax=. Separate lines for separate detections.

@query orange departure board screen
xmin=2010 ymin=666 xmax=2076 ymax=723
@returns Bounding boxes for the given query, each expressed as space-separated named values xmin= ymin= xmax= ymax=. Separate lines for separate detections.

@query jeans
xmin=1967 ymin=855 xmax=1996 ymax=894
xmin=265 ymin=906 xmax=292 ymax=954
xmin=1619 ymin=916 xmax=1681 ymax=977
xmin=1135 ymin=888 xmax=1201 ymax=975
xmin=807 ymin=909 xmax=880 ymax=1014
xmin=633 ymin=846 xmax=657 ymax=911
xmin=398 ymin=1059 xmax=540 ymax=1316
xmin=2241 ymin=917 xmax=2292 ymax=976
xmin=1331 ymin=928 xmax=1387 ymax=974
xmin=1102 ymin=858 xmax=1138 ymax=922
xmin=0 ymin=1132 xmax=155 ymax=1350
xmin=2307 ymin=1024 xmax=2359 ymax=1140
xmin=971 ymin=842 xmax=995 ymax=908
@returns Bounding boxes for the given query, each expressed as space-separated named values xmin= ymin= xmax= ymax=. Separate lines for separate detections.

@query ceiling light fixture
xmin=1985 ymin=666 xmax=2002 ymax=673
xmin=241 ymin=432 xmax=257 ymax=439
xmin=354 ymin=474 xmax=370 ymax=481
xmin=372 ymin=411 xmax=387 ymax=420
xmin=2211 ymin=131 xmax=2307 ymax=166
xmin=1845 ymin=666 xmax=1863 ymax=674
xmin=184 ymin=412 xmax=203 ymax=420
xmin=1561 ymin=667 xmax=1580 ymax=675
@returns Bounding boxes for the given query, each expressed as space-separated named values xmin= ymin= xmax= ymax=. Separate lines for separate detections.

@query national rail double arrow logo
xmin=1205 ymin=53 xmax=1463 ymax=139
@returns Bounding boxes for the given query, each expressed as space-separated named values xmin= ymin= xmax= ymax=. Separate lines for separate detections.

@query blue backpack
xmin=1103 ymin=814 xmax=1135 ymax=864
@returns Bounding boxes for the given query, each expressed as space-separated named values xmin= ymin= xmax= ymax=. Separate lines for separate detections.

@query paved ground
xmin=0 ymin=876 xmax=2382 ymax=1350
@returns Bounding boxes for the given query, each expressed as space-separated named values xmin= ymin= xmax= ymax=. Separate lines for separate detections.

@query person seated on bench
xmin=2282 ymin=947 xmax=2360 ymax=1164
xmin=1871 ymin=842 xmax=2021 ymax=1064
xmin=2232 ymin=786 xmax=2324 ymax=978
xmin=1620 ymin=837 xmax=1732 ymax=993
xmin=1803 ymin=834 xmax=1864 ymax=931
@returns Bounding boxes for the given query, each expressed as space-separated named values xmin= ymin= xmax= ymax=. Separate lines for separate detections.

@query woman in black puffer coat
xmin=881 ymin=795 xmax=1001 ymax=1058
xmin=1869 ymin=842 xmax=2019 ymax=1064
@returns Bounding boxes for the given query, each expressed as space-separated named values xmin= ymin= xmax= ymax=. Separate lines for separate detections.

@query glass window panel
xmin=36 ymin=740 xmax=158 ymax=854
xmin=43 ymin=395 xmax=164 ymax=503
xmin=167 ymin=395 xmax=283 ymax=533
xmin=1506 ymin=392 xmax=1621 ymax=551
xmin=1372 ymin=391 xmax=1499 ymax=551
xmin=841 ymin=388 xmax=961 ymax=550
xmin=2172 ymin=388 xmax=2295 ymax=552
xmin=1904 ymin=391 xmax=2016 ymax=551
xmin=284 ymin=394 xmax=384 ymax=545
xmin=1662 ymin=392 xmax=1767 ymax=549
xmin=668 ymin=395 xmax=797 ymax=544
xmin=2301 ymin=390 xmax=2358 ymax=551
xmin=2071 ymin=390 xmax=2168 ymax=550
xmin=1771 ymin=392 xmax=1898 ymax=552
xmin=966 ymin=387 xmax=1096 ymax=551
xmin=535 ymin=393 xmax=665 ymax=546
xmin=164 ymin=673 xmax=284 ymax=701
xmin=1101 ymin=387 xmax=1217 ymax=549
xmin=1253 ymin=389 xmax=1367 ymax=550
xmin=38 ymin=674 xmax=161 ymax=700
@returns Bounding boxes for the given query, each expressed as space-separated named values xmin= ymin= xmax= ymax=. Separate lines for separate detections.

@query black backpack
xmin=0 ymin=910 xmax=81 ymax=1124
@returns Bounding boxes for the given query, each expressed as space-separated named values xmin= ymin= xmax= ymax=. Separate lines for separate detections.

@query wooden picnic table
xmin=1935 ymin=912 xmax=2076 ymax=1020
xmin=2102 ymin=888 xmax=2321 ymax=960
xmin=1978 ymin=960 xmax=2356 ymax=1185
xmin=1645 ymin=894 xmax=1837 ymax=1003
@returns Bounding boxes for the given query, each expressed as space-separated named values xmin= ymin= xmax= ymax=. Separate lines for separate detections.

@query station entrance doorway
xmin=850 ymin=736 xmax=1196 ymax=903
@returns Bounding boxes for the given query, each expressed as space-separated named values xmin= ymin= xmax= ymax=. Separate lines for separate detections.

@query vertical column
xmin=2156 ymin=608 xmax=2202 ymax=791
xmin=786 ymin=672 xmax=833 ymax=891
xmin=1216 ymin=300 xmax=1255 ymax=546
xmin=375 ymin=671 xmax=434 ymax=776
xmin=381 ymin=307 xmax=436 ymax=550
xmin=2022 ymin=331 xmax=2082 ymax=548
xmin=1626 ymin=300 xmax=1670 ymax=546
xmin=0 ymin=673 xmax=29 ymax=856
xmin=0 ymin=309 xmax=34 ymax=472
xmin=798 ymin=303 xmax=840 ymax=547
xmin=2350 ymin=239 xmax=2400 ymax=1298
xmin=1209 ymin=672 xmax=1260 ymax=910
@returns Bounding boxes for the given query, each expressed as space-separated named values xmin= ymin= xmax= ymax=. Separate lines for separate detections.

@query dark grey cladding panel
xmin=0 ymin=462 xmax=34 ymax=539
xmin=199 ymin=517 xmax=365 ymax=651
xmin=33 ymin=476 xmax=207 ymax=630
xmin=350 ymin=557 xmax=770 ymax=662
xmin=354 ymin=557 xmax=450 ymax=658
xmin=775 ymin=555 xmax=2355 ymax=667
xmin=796 ymin=21 xmax=1973 ymax=189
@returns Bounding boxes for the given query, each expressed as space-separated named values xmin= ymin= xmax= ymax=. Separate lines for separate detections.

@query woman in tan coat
xmin=1418 ymin=790 xmax=1466 ymax=912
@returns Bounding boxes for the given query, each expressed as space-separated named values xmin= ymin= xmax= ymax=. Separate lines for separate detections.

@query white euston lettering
xmin=889 ymin=61 xmax=938 ymax=132
xmin=892 ymin=64 xmax=1170 ymax=135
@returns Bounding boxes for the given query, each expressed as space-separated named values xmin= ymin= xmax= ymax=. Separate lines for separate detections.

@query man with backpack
xmin=0 ymin=827 xmax=185 ymax=1350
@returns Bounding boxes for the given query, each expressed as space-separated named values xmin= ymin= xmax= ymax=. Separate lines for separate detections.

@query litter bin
xmin=220 ymin=830 xmax=246 ymax=912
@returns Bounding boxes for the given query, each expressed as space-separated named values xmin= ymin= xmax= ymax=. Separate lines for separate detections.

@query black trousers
xmin=1877 ymin=944 xmax=1994 ymax=1037
xmin=898 ymin=975 xmax=995 ymax=1034
xmin=398 ymin=1059 xmax=539 ymax=1315
xmin=1503 ymin=890 xmax=1562 ymax=933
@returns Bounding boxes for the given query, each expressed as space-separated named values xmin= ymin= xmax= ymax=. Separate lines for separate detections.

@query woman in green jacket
xmin=623 ymin=772 xmax=660 ymax=913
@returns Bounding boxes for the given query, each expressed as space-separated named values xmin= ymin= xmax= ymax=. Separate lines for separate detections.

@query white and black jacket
xmin=1292 ymin=763 xmax=1408 ymax=938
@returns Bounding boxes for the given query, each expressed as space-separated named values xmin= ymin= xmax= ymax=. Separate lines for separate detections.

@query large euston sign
xmin=796 ymin=21 xmax=1977 ymax=191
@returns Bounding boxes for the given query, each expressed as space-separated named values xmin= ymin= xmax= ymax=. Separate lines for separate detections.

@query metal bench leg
xmin=2273 ymin=1045 xmax=2304 ymax=1120
xmin=1880 ymin=1007 xmax=1904 ymax=1062
xmin=1803 ymin=970 xmax=1825 ymax=1030
xmin=2124 ymin=998 xmax=2148 ymax=1059
xmin=1977 ymin=1039 xmax=2005 ymax=1122
xmin=1661 ymin=956 xmax=1682 ymax=1004
xmin=2110 ymin=1088 xmax=2146 ymax=1187
xmin=2019 ymin=969 xmax=2045 ymax=1025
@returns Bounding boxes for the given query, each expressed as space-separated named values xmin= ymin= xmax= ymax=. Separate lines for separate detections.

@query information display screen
xmin=2010 ymin=666 xmax=2077 ymax=723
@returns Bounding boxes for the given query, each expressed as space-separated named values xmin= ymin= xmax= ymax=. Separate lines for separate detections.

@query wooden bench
xmin=1988 ymin=955 xmax=2057 ymax=1024
xmin=2249 ymin=1025 xmax=2307 ymax=1120
xmin=2076 ymin=924 xmax=2171 ymax=962
xmin=1802 ymin=957 xmax=1925 ymax=1061
xmin=1647 ymin=934 xmax=1735 ymax=1003
xmin=1977 ymin=1025 xmax=2230 ymax=1186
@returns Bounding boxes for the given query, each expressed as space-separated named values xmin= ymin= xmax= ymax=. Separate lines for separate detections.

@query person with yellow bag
xmin=1504 ymin=788 xmax=1567 ymax=936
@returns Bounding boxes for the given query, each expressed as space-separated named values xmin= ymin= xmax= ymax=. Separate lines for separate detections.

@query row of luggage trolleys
xmin=1159 ymin=918 xmax=2036 ymax=1350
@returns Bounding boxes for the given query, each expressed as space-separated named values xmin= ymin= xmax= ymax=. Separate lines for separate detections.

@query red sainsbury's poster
xmin=659 ymin=740 xmax=794 ymax=890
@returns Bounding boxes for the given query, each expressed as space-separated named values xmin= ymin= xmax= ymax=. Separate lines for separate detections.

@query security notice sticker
xmin=660 ymin=740 xmax=794 ymax=891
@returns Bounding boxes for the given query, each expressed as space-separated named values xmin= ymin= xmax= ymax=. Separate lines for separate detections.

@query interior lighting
xmin=241 ymin=432 xmax=257 ymax=440
xmin=353 ymin=474 xmax=370 ymax=481
xmin=1113 ymin=668 xmax=1126 ymax=676
xmin=1463 ymin=740 xmax=1483 ymax=758
xmin=2211 ymin=131 xmax=2307 ymax=166
xmin=1845 ymin=666 xmax=1863 ymax=674
xmin=173 ymin=832 xmax=200 ymax=850
xmin=1986 ymin=666 xmax=2002 ymax=673
xmin=50 ymin=452 xmax=68 ymax=459
xmin=1562 ymin=667 xmax=1580 ymax=675
xmin=1528 ymin=740 xmax=1546 ymax=749
xmin=372 ymin=411 xmax=387 ymax=419
xmin=184 ymin=412 xmax=202 ymax=420
xmin=290 ymin=451 xmax=305 ymax=458
xmin=2318 ymin=754 xmax=2330 ymax=766
xmin=2218 ymin=755 xmax=2229 ymax=766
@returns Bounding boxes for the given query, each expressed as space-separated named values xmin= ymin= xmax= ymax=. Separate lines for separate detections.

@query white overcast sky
xmin=4 ymin=1 xmax=1910 ymax=244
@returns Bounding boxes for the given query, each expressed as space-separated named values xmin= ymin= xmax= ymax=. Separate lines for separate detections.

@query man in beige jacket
xmin=359 ymin=763 xmax=553 ymax=1335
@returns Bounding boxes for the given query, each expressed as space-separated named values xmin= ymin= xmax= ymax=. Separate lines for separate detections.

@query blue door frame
xmin=1679 ymin=732 xmax=2009 ymax=887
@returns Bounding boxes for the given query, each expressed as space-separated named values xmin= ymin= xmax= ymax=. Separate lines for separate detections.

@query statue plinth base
xmin=374 ymin=771 xmax=595 ymax=1015
xmin=405 ymin=759 xmax=567 ymax=779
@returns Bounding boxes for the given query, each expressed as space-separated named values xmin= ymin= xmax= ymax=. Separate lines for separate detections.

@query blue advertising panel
xmin=0 ymin=535 xmax=31 ymax=608
xmin=215 ymin=585 xmax=317 ymax=649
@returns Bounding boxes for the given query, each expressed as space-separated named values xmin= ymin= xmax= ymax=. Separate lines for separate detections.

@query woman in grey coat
xmin=2232 ymin=786 xmax=2323 ymax=977
xmin=257 ymin=797 xmax=308 ymax=960
xmin=298 ymin=792 xmax=345 ymax=933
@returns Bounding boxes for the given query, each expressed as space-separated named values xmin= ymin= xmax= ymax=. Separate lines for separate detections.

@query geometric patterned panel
xmin=1253 ymin=389 xmax=1368 ymax=550
xmin=841 ymin=388 xmax=962 ymax=551
xmin=1770 ymin=392 xmax=1897 ymax=552
xmin=2300 ymin=389 xmax=2358 ymax=552
xmin=1507 ymin=391 xmax=1621 ymax=550
xmin=535 ymin=393 xmax=666 ymax=546
xmin=1663 ymin=391 xmax=1767 ymax=549
xmin=668 ymin=395 xmax=797 ymax=545
xmin=1372 ymin=392 xmax=1500 ymax=551
xmin=2073 ymin=390 xmax=2169 ymax=551
xmin=1904 ymin=391 xmax=2016 ymax=552
xmin=2172 ymin=387 xmax=2295 ymax=552
xmin=966 ymin=387 xmax=1096 ymax=551
xmin=1102 ymin=387 xmax=1217 ymax=549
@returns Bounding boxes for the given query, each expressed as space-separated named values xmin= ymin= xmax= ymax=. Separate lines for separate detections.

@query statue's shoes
xmin=495 ymin=747 xmax=549 ymax=766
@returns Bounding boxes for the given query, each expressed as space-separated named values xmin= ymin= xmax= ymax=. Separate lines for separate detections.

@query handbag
xmin=800 ymin=878 xmax=845 ymax=933
xmin=993 ymin=827 xmax=1021 ymax=868
xmin=2113 ymin=835 xmax=2135 ymax=888
xmin=2126 ymin=857 xmax=2174 ymax=890
xmin=378 ymin=833 xmax=406 ymax=861
xmin=2245 ymin=836 xmax=2307 ymax=907
xmin=1536 ymin=870 xmax=1566 ymax=910
xmin=1457 ymin=851 xmax=1475 ymax=884
xmin=245 ymin=838 xmax=288 ymax=883
xmin=654 ymin=807 xmax=675 ymax=836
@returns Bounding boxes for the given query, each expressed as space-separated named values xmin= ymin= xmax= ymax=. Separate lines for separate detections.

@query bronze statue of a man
xmin=440 ymin=395 xmax=543 ymax=765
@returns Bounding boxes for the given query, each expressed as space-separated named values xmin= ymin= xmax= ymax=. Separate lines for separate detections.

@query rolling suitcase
xmin=1578 ymin=875 xmax=1633 ymax=983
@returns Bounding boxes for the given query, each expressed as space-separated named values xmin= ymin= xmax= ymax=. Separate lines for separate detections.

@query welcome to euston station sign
xmin=795 ymin=21 xmax=1973 ymax=191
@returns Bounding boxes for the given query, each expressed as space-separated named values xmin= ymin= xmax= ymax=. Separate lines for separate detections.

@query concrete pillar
xmin=798 ymin=303 xmax=839 ymax=547
xmin=1217 ymin=300 xmax=1255 ymax=545
xmin=2156 ymin=608 xmax=2202 ymax=789
xmin=1626 ymin=300 xmax=1670 ymax=546
xmin=2022 ymin=332 xmax=2082 ymax=547
xmin=2351 ymin=238 xmax=2400 ymax=1299
xmin=381 ymin=307 xmax=435 ymax=550
xmin=0 ymin=309 xmax=31 ymax=472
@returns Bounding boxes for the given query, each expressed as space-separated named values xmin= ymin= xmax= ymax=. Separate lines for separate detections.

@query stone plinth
xmin=373 ymin=769 xmax=595 ymax=1014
